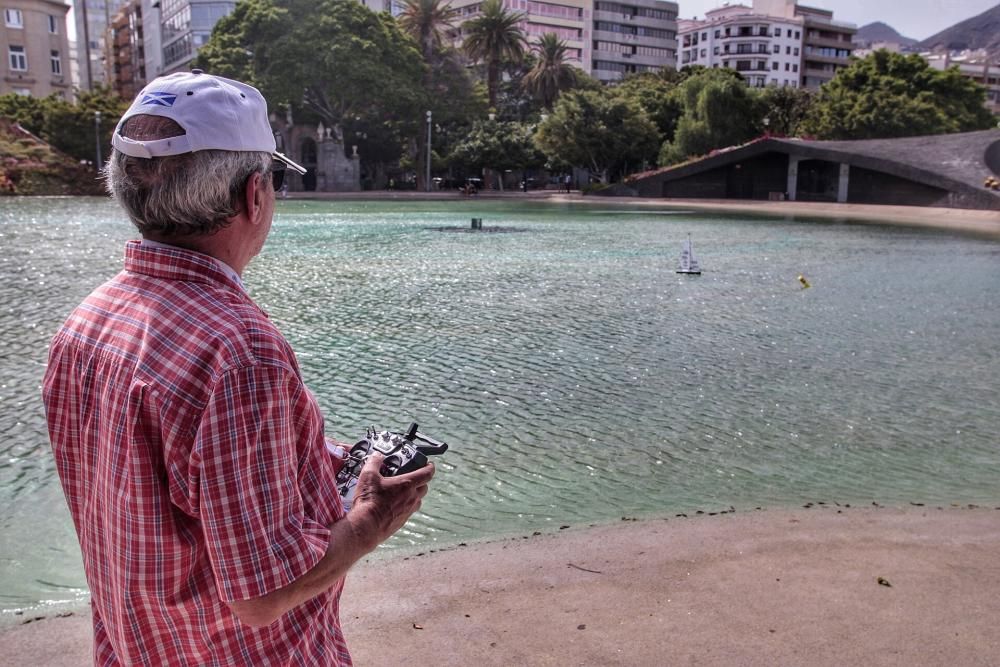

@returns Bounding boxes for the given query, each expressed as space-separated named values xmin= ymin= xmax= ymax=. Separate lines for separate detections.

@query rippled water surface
xmin=2 ymin=196 xmax=999 ymax=619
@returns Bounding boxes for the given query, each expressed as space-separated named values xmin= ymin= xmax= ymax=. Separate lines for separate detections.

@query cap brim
xmin=273 ymin=151 xmax=307 ymax=175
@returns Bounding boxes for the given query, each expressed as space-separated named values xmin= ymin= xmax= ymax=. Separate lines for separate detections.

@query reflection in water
xmin=1 ymin=197 xmax=999 ymax=619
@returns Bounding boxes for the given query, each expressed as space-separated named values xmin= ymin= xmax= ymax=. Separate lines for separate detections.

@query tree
xmin=658 ymin=70 xmax=762 ymax=166
xmin=397 ymin=0 xmax=468 ymax=189
xmin=522 ymin=33 xmax=576 ymax=110
xmin=758 ymin=85 xmax=813 ymax=137
xmin=802 ymin=50 xmax=996 ymax=140
xmin=198 ymin=0 xmax=426 ymax=153
xmin=613 ymin=72 xmax=685 ymax=144
xmin=449 ymin=117 xmax=544 ymax=189
xmin=0 ymin=86 xmax=128 ymax=164
xmin=399 ymin=0 xmax=459 ymax=63
xmin=535 ymin=89 xmax=661 ymax=183
xmin=462 ymin=0 xmax=528 ymax=108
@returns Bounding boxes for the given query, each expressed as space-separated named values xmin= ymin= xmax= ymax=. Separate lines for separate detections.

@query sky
xmin=67 ymin=0 xmax=995 ymax=45
xmin=679 ymin=0 xmax=999 ymax=40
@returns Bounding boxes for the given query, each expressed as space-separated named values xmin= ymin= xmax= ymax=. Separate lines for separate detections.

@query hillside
xmin=0 ymin=119 xmax=105 ymax=196
xmin=856 ymin=22 xmax=917 ymax=47
xmin=919 ymin=3 xmax=1000 ymax=56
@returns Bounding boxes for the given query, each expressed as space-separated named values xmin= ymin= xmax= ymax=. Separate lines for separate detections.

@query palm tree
xmin=399 ymin=0 xmax=460 ymax=190
xmin=399 ymin=0 xmax=460 ymax=63
xmin=523 ymin=33 xmax=576 ymax=110
xmin=461 ymin=0 xmax=528 ymax=108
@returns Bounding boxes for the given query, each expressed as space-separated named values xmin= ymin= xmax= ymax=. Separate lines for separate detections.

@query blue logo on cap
xmin=140 ymin=92 xmax=177 ymax=107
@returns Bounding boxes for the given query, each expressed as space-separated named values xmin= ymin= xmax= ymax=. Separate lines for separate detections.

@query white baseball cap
xmin=111 ymin=69 xmax=306 ymax=174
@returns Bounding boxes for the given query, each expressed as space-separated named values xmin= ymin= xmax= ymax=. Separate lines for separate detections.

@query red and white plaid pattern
xmin=43 ymin=241 xmax=351 ymax=666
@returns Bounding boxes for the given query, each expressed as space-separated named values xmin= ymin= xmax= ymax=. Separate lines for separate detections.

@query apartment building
xmin=678 ymin=4 xmax=802 ymax=87
xmin=109 ymin=0 xmax=144 ymax=98
xmin=925 ymin=51 xmax=1000 ymax=115
xmin=678 ymin=0 xmax=854 ymax=89
xmin=450 ymin=0 xmax=677 ymax=83
xmin=793 ymin=3 xmax=855 ymax=88
xmin=2 ymin=0 xmax=72 ymax=96
xmin=452 ymin=0 xmax=590 ymax=72
xmin=74 ymin=0 xmax=129 ymax=89
xmin=159 ymin=0 xmax=235 ymax=74
xmin=591 ymin=0 xmax=678 ymax=82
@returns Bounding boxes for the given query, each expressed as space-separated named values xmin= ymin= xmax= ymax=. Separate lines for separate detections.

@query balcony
xmin=719 ymin=26 xmax=770 ymax=39
xmin=802 ymin=66 xmax=836 ymax=80
xmin=803 ymin=34 xmax=854 ymax=50
xmin=802 ymin=51 xmax=849 ymax=65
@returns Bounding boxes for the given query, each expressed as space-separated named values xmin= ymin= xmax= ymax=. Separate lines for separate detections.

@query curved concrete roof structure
xmin=626 ymin=129 xmax=1000 ymax=210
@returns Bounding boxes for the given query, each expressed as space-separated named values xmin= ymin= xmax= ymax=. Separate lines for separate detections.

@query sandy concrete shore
xmin=282 ymin=190 xmax=1000 ymax=239
xmin=4 ymin=506 xmax=999 ymax=666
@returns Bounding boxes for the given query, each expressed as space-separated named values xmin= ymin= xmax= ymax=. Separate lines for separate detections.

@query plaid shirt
xmin=43 ymin=241 xmax=351 ymax=666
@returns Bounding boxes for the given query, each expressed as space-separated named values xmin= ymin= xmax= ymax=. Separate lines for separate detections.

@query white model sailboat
xmin=677 ymin=235 xmax=701 ymax=275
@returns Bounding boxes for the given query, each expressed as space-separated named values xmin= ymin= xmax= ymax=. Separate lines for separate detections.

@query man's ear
xmin=243 ymin=171 xmax=266 ymax=224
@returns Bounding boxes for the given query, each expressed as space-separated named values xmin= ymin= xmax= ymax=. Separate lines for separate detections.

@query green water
xmin=1 ymin=196 xmax=999 ymax=620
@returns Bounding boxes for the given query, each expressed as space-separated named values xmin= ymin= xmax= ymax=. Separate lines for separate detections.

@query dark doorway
xmin=300 ymin=138 xmax=318 ymax=192
xmin=725 ymin=163 xmax=754 ymax=198
xmin=796 ymin=159 xmax=839 ymax=202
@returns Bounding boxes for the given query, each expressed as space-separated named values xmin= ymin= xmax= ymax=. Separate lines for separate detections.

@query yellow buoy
xmin=798 ymin=274 xmax=811 ymax=289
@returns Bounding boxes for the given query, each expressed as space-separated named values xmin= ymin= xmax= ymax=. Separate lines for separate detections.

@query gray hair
xmin=104 ymin=115 xmax=270 ymax=237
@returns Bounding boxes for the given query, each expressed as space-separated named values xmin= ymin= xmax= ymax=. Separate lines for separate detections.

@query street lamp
xmin=425 ymin=110 xmax=432 ymax=192
xmin=94 ymin=111 xmax=102 ymax=173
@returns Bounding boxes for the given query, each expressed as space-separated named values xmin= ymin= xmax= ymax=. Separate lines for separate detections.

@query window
xmin=701 ymin=32 xmax=707 ymax=40
xmin=50 ymin=50 xmax=61 ymax=75
xmin=5 ymin=8 xmax=23 ymax=27
xmin=714 ymin=29 xmax=719 ymax=38
xmin=794 ymin=30 xmax=800 ymax=39
xmin=774 ymin=28 xmax=781 ymax=37
xmin=793 ymin=64 xmax=798 ymax=72
xmin=9 ymin=45 xmax=27 ymax=71
xmin=786 ymin=46 xmax=791 ymax=55
xmin=700 ymin=48 xmax=706 ymax=57
xmin=13 ymin=87 xmax=30 ymax=95
xmin=793 ymin=47 xmax=799 ymax=56
xmin=48 ymin=14 xmax=58 ymax=33
xmin=785 ymin=62 xmax=790 ymax=71
xmin=713 ymin=46 xmax=719 ymax=55
xmin=773 ymin=44 xmax=780 ymax=53
xmin=772 ymin=61 xmax=779 ymax=70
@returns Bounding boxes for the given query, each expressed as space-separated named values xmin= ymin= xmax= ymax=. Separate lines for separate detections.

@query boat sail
xmin=677 ymin=236 xmax=701 ymax=275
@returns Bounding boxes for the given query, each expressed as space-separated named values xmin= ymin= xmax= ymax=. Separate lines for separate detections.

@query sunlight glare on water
xmin=1 ymin=196 xmax=998 ymax=619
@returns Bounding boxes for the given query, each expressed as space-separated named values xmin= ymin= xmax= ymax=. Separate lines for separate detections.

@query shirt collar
xmin=126 ymin=240 xmax=246 ymax=293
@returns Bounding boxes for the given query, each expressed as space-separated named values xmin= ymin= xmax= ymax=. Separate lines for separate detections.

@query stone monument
xmin=315 ymin=122 xmax=361 ymax=192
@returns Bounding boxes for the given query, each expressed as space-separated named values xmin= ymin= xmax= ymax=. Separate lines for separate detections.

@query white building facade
xmin=678 ymin=4 xmax=802 ymax=87
xmin=679 ymin=0 xmax=854 ymax=89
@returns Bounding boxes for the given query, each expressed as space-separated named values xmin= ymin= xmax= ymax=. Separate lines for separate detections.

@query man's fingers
xmin=360 ymin=452 xmax=385 ymax=476
xmin=396 ymin=461 xmax=435 ymax=485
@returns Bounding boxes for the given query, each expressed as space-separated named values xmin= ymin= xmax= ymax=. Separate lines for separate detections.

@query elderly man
xmin=42 ymin=70 xmax=434 ymax=665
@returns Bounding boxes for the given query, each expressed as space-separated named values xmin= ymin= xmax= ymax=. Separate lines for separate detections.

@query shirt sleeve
xmin=195 ymin=363 xmax=331 ymax=603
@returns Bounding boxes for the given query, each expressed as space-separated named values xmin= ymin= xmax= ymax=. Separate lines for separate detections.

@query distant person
xmin=42 ymin=70 xmax=434 ymax=665
xmin=564 ymin=173 xmax=572 ymax=192
xmin=389 ymin=176 xmax=395 ymax=190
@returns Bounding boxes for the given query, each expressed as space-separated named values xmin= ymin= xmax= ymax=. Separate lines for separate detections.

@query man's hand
xmin=346 ymin=452 xmax=435 ymax=551
xmin=228 ymin=452 xmax=435 ymax=628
